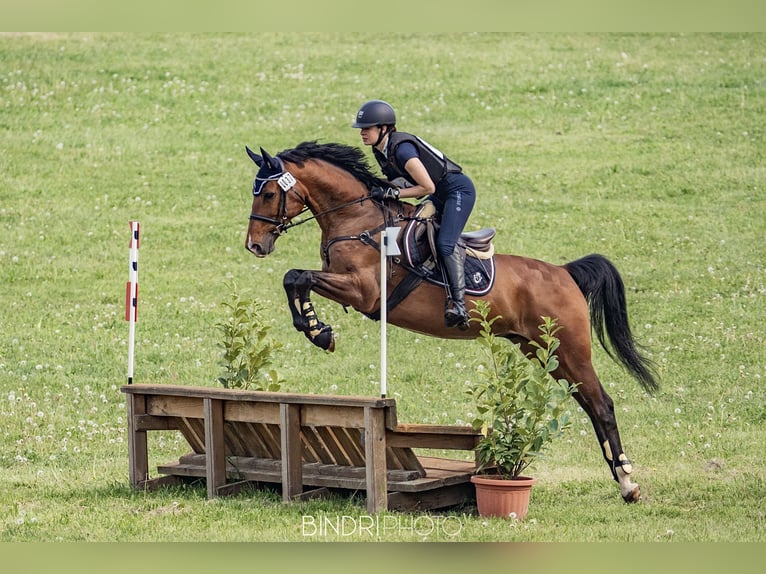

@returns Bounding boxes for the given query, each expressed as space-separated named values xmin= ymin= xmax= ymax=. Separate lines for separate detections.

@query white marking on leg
xmin=602 ymin=440 xmax=613 ymax=461
xmin=618 ymin=453 xmax=633 ymax=474
xmin=616 ymin=459 xmax=640 ymax=502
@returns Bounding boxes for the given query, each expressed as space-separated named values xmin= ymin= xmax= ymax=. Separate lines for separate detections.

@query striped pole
xmin=125 ymin=221 xmax=140 ymax=385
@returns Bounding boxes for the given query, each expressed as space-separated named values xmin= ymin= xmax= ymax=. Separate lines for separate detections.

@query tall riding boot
xmin=442 ymin=245 xmax=470 ymax=330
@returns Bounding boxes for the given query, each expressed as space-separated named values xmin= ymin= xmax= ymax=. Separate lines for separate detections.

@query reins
xmin=249 ymin=185 xmax=369 ymax=236
xmin=248 ymin=161 xmax=401 ymax=251
xmin=248 ymin=158 xmax=436 ymax=318
xmin=249 ymin=160 xmax=424 ymax=289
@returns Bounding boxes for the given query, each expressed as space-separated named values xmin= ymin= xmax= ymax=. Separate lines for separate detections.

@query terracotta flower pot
xmin=470 ymin=475 xmax=536 ymax=520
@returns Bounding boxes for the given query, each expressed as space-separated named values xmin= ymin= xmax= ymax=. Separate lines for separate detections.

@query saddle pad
xmin=401 ymin=216 xmax=496 ymax=297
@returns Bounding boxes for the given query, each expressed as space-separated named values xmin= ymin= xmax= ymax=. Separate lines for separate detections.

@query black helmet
xmin=352 ymin=100 xmax=396 ymax=128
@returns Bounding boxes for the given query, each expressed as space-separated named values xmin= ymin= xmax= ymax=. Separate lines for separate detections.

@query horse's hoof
xmin=622 ymin=485 xmax=641 ymax=503
xmin=315 ymin=327 xmax=335 ymax=352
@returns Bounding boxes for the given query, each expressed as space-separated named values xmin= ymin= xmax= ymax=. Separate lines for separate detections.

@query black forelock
xmin=278 ymin=141 xmax=387 ymax=189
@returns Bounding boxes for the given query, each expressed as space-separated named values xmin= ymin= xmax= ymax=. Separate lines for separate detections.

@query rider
xmin=352 ymin=99 xmax=476 ymax=330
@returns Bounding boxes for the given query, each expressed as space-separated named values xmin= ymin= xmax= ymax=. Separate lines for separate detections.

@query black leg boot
xmin=442 ymin=245 xmax=470 ymax=330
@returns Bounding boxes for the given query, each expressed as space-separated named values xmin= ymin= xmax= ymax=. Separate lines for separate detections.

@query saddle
xmin=400 ymin=200 xmax=496 ymax=296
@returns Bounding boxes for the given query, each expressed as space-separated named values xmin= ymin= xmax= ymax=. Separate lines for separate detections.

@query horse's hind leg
xmin=283 ymin=269 xmax=335 ymax=352
xmin=560 ymin=357 xmax=641 ymax=503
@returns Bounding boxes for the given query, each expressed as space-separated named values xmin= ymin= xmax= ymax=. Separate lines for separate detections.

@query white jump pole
xmin=125 ymin=221 xmax=140 ymax=385
xmin=379 ymin=226 xmax=401 ymax=398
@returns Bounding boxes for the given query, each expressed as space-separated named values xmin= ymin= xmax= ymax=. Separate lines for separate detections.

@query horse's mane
xmin=278 ymin=141 xmax=388 ymax=190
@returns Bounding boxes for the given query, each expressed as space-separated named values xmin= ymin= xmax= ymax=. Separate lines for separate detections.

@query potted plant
xmin=466 ymin=300 xmax=577 ymax=520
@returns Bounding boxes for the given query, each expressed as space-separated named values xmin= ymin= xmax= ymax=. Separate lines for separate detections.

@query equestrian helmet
xmin=352 ymin=100 xmax=396 ymax=128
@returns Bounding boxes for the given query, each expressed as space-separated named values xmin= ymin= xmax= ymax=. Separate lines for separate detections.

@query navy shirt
xmin=393 ymin=141 xmax=419 ymax=171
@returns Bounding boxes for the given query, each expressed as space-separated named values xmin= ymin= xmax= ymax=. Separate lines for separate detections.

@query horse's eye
xmin=263 ymin=191 xmax=276 ymax=200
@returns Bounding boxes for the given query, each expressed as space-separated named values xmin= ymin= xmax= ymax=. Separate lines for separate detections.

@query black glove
xmin=370 ymin=186 xmax=400 ymax=201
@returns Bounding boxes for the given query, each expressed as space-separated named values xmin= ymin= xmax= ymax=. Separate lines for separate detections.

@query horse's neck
xmin=299 ymin=164 xmax=382 ymax=234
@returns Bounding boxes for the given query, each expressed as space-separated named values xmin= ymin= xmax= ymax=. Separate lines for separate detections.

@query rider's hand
xmin=370 ymin=186 xmax=400 ymax=201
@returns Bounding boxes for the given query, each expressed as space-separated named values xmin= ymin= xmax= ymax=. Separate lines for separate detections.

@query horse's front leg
xmin=283 ymin=269 xmax=336 ymax=351
xmin=283 ymin=267 xmax=380 ymax=351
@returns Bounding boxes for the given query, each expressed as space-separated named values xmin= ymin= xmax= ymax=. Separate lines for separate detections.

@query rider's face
xmin=359 ymin=126 xmax=382 ymax=147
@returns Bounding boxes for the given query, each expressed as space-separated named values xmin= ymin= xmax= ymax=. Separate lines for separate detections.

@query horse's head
xmin=244 ymin=146 xmax=308 ymax=257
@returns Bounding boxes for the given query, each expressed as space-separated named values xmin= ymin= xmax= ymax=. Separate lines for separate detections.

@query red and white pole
xmin=125 ymin=221 xmax=140 ymax=385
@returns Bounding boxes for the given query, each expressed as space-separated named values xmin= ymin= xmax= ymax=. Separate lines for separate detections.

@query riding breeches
xmin=431 ymin=172 xmax=476 ymax=258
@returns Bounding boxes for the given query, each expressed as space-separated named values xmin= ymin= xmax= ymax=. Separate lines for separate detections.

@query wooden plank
xmin=394 ymin=423 xmax=481 ymax=435
xmin=386 ymin=458 xmax=477 ymax=492
xmin=387 ymin=447 xmax=426 ymax=476
xmin=156 ymin=454 xmax=473 ymax=501
xmin=146 ymin=394 xmax=204 ymax=418
xmin=300 ymin=426 xmax=330 ymax=464
xmin=235 ymin=422 xmax=274 ymax=458
xmin=224 ymin=400 xmax=280 ymax=424
xmin=364 ymin=406 xmax=388 ymax=513
xmin=259 ymin=423 xmax=283 ymax=458
xmin=175 ymin=417 xmax=206 ymax=453
xmin=134 ymin=414 xmax=177 ymax=431
xmin=387 ymin=483 xmax=475 ymax=512
xmin=126 ymin=393 xmax=149 ymax=488
xmin=167 ymin=454 xmax=420 ymax=482
xmin=204 ymin=398 xmax=226 ymax=498
xmin=122 ymin=384 xmax=397 ymax=410
xmin=301 ymin=404 xmax=367 ymax=428
xmin=385 ymin=445 xmax=403 ymax=470
xmin=332 ymin=427 xmax=366 ymax=467
xmin=418 ymin=455 xmax=478 ymax=471
xmin=280 ymin=403 xmax=303 ymax=502
xmin=314 ymin=426 xmax=348 ymax=465
xmin=222 ymin=421 xmax=250 ymax=457
xmin=387 ymin=425 xmax=482 ymax=450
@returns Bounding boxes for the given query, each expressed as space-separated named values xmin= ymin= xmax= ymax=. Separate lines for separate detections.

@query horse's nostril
xmin=246 ymin=240 xmax=267 ymax=257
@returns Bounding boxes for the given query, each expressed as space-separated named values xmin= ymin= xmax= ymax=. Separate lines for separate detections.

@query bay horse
xmin=244 ymin=141 xmax=659 ymax=503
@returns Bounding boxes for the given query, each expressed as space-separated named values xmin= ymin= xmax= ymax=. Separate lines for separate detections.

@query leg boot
xmin=442 ymin=245 xmax=470 ymax=330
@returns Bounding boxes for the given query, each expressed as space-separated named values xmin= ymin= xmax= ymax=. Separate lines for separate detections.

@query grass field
xmin=1 ymin=33 xmax=764 ymax=543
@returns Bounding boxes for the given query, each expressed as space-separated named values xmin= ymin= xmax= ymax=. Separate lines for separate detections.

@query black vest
xmin=373 ymin=131 xmax=462 ymax=186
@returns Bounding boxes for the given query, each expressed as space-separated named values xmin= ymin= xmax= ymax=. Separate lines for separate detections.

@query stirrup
xmin=444 ymin=300 xmax=470 ymax=330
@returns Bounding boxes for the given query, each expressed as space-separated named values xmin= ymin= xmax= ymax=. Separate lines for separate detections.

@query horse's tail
xmin=564 ymin=254 xmax=660 ymax=394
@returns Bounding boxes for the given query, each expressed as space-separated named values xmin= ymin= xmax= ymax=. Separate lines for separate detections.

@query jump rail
xmin=121 ymin=384 xmax=482 ymax=513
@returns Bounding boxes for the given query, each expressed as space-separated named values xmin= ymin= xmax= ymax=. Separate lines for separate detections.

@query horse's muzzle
xmin=245 ymin=236 xmax=273 ymax=258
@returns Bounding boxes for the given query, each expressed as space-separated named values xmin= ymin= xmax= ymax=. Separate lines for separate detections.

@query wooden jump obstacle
xmin=122 ymin=384 xmax=483 ymax=513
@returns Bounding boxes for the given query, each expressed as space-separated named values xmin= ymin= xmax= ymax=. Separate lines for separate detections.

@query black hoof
xmin=306 ymin=325 xmax=335 ymax=352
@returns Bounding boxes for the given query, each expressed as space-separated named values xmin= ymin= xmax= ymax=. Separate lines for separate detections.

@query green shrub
xmin=467 ymin=300 xmax=577 ymax=479
xmin=215 ymin=283 xmax=283 ymax=391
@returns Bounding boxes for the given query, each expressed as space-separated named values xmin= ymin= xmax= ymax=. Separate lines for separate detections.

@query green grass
xmin=1 ymin=33 xmax=764 ymax=542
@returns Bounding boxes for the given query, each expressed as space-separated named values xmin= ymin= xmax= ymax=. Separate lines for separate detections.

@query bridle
xmin=248 ymin=158 xmax=412 ymax=270
xmin=248 ymin=168 xmax=306 ymax=235
xmin=248 ymin=162 xmax=369 ymax=236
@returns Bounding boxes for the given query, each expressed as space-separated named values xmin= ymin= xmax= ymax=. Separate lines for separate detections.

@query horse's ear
xmin=245 ymin=146 xmax=263 ymax=167
xmin=261 ymin=147 xmax=281 ymax=170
